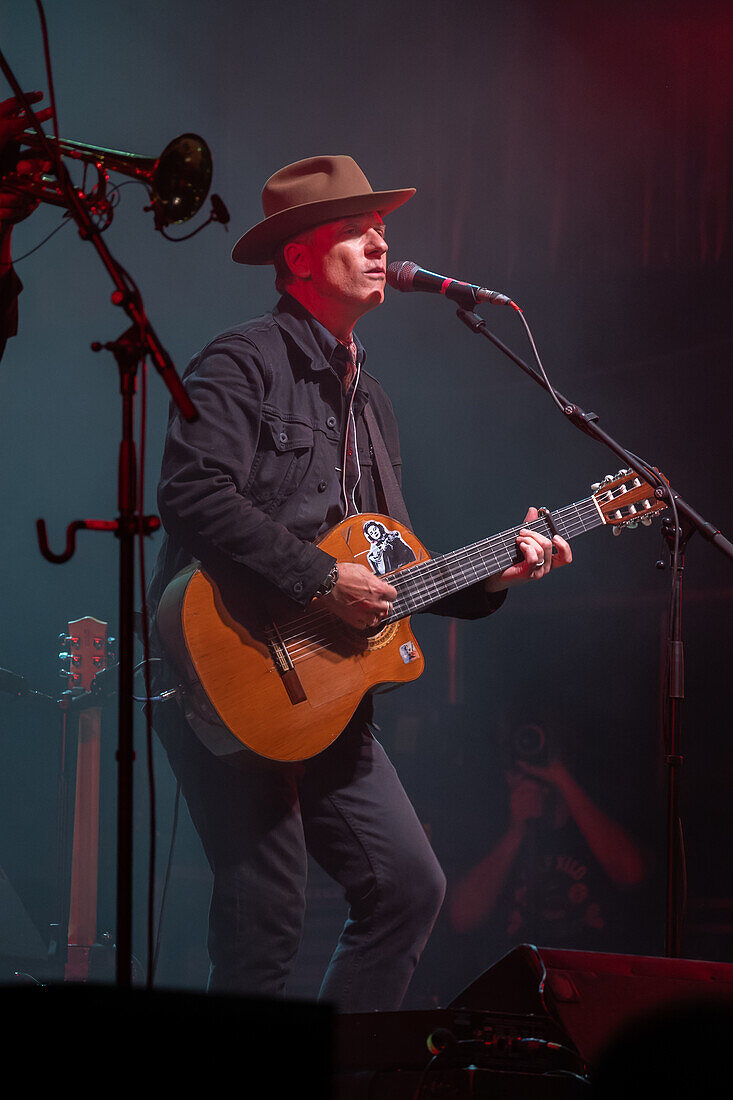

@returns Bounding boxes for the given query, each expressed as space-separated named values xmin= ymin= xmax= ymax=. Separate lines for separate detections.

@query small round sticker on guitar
xmin=363 ymin=519 xmax=416 ymax=575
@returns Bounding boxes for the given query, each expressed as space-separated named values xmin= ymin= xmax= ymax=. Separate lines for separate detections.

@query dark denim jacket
xmin=148 ymin=294 xmax=503 ymax=621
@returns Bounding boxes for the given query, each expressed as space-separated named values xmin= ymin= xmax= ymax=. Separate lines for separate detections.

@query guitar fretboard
xmin=385 ymin=496 xmax=603 ymax=621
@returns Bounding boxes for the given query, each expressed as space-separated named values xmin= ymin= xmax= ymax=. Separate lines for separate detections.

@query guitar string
xmin=275 ymin=500 xmax=604 ymax=655
xmin=278 ymin=516 xmax=619 ymax=663
xmin=273 ymin=499 xmax=607 ymax=662
xmin=274 ymin=511 xmax=585 ymax=653
xmin=292 ymin=497 xmax=598 ymax=633
xmin=270 ymin=484 xmax=657 ymax=663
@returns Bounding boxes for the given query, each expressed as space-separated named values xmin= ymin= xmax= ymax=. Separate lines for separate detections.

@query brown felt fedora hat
xmin=232 ymin=155 xmax=415 ymax=265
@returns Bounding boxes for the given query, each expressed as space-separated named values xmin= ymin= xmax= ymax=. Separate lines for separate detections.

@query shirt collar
xmin=273 ymin=293 xmax=366 ymax=373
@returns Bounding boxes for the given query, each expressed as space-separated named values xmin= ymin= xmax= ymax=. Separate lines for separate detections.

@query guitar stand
xmin=0 ymin=55 xmax=199 ymax=989
xmin=36 ymin=325 xmax=168 ymax=988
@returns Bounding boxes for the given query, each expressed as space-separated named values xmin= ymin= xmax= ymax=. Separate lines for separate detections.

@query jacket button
xmin=326 ymin=416 xmax=337 ymax=429
xmin=279 ymin=431 xmax=288 ymax=444
xmin=293 ymin=580 xmax=303 ymax=594
xmin=317 ymin=480 xmax=328 ymax=493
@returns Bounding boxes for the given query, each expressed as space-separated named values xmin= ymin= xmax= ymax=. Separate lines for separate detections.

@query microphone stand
xmin=0 ymin=53 xmax=197 ymax=989
xmin=456 ymin=306 xmax=733 ymax=958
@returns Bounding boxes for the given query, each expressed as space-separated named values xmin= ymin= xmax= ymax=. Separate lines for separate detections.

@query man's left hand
xmin=485 ymin=507 xmax=572 ymax=593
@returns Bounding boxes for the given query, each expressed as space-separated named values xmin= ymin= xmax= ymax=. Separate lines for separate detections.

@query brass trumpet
xmin=3 ymin=131 xmax=213 ymax=228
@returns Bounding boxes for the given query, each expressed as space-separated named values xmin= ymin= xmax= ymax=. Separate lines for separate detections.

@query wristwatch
xmin=314 ymin=562 xmax=339 ymax=597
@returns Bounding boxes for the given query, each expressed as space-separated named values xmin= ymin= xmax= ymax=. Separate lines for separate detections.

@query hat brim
xmin=231 ymin=187 xmax=415 ymax=265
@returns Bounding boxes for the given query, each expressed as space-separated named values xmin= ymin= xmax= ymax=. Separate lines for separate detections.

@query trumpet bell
xmin=152 ymin=133 xmax=212 ymax=227
xmin=9 ymin=130 xmax=213 ymax=227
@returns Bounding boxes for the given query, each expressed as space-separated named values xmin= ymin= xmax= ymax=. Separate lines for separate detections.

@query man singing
xmin=148 ymin=154 xmax=572 ymax=1009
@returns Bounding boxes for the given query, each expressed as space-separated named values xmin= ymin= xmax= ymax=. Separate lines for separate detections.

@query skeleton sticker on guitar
xmin=362 ymin=518 xmax=416 ymax=575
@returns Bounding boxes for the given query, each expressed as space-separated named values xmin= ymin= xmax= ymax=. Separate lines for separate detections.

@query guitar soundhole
xmin=363 ymin=621 xmax=399 ymax=651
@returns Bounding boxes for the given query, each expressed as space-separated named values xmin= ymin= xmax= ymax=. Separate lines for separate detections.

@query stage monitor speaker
xmin=449 ymin=944 xmax=733 ymax=1064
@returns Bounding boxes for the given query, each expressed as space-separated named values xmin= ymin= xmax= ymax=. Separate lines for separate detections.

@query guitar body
xmin=157 ymin=514 xmax=429 ymax=762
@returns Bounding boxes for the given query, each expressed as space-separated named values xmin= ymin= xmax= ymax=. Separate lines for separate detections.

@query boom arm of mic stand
xmin=0 ymin=47 xmax=196 ymax=422
xmin=455 ymin=308 xmax=733 ymax=563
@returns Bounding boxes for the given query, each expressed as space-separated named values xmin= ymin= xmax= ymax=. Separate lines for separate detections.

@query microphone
xmin=210 ymin=193 xmax=230 ymax=225
xmin=386 ymin=260 xmax=514 ymax=309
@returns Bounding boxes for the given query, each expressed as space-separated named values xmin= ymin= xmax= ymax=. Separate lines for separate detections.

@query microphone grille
xmin=386 ymin=260 xmax=418 ymax=291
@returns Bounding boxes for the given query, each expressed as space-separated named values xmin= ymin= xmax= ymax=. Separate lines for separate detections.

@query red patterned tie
xmin=343 ymin=340 xmax=358 ymax=391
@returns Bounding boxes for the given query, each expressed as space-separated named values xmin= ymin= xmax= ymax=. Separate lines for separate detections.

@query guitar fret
xmin=387 ymin=496 xmax=606 ymax=621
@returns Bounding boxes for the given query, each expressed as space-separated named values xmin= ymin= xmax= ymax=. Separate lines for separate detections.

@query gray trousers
xmin=154 ymin=698 xmax=446 ymax=1011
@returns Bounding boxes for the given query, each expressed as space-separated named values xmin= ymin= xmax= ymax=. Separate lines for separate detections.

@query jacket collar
xmin=273 ymin=293 xmax=367 ymax=374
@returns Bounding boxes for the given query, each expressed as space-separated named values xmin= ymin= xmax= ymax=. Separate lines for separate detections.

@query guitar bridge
xmin=266 ymin=623 xmax=307 ymax=705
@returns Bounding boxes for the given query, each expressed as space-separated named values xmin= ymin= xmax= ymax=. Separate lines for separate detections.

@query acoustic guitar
xmin=156 ymin=469 xmax=667 ymax=762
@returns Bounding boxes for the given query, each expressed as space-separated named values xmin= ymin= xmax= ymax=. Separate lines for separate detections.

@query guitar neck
xmin=387 ymin=495 xmax=604 ymax=619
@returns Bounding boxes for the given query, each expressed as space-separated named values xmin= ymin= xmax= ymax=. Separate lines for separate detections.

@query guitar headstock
xmin=592 ymin=468 xmax=669 ymax=534
xmin=59 ymin=616 xmax=110 ymax=693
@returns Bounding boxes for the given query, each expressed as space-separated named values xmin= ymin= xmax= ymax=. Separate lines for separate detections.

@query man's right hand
xmin=318 ymin=561 xmax=397 ymax=630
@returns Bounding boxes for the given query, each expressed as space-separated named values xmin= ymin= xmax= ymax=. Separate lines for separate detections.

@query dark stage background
xmin=1 ymin=1 xmax=732 ymax=1003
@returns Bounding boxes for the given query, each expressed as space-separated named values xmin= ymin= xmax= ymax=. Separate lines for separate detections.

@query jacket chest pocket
xmin=245 ymin=413 xmax=316 ymax=511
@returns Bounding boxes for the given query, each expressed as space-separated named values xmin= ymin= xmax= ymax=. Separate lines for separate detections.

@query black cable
xmin=34 ymin=1 xmax=61 ymax=178
xmin=11 ymin=214 xmax=71 ymax=262
xmin=136 ymin=353 xmax=157 ymax=989
xmin=20 ymin=2 xmax=190 ymax=988
xmin=152 ymin=779 xmax=181 ymax=981
xmin=513 ymin=305 xmax=568 ymax=415
xmin=513 ymin=306 xmax=683 ymax=632
xmin=157 ymin=216 xmax=215 ymax=242
xmin=412 ymin=1037 xmax=589 ymax=1099
xmin=511 ymin=303 xmax=687 ymax=947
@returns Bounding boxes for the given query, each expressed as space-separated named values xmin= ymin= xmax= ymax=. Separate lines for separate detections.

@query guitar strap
xmin=363 ymin=401 xmax=413 ymax=530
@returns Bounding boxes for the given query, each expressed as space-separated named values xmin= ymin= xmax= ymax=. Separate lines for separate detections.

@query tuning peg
xmin=603 ymin=474 xmax=615 ymax=483
xmin=626 ymin=520 xmax=638 ymax=529
xmin=641 ymin=517 xmax=653 ymax=526
xmin=591 ymin=482 xmax=601 ymax=492
xmin=613 ymin=526 xmax=622 ymax=536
